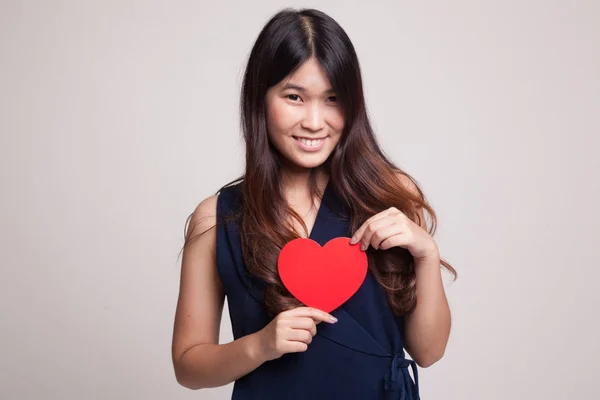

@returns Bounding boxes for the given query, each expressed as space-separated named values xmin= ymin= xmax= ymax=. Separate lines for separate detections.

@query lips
xmin=293 ymin=135 xmax=327 ymax=152
xmin=293 ymin=136 xmax=328 ymax=140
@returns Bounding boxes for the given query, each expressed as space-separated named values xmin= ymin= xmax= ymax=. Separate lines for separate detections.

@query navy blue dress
xmin=216 ymin=179 xmax=420 ymax=400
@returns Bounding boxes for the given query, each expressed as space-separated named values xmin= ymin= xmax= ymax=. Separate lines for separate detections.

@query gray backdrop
xmin=1 ymin=0 xmax=598 ymax=399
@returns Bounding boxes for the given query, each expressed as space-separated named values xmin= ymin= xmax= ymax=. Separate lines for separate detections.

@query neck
xmin=280 ymin=167 xmax=328 ymax=193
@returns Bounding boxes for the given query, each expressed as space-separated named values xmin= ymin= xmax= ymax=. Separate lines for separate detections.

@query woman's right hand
xmin=255 ymin=307 xmax=338 ymax=362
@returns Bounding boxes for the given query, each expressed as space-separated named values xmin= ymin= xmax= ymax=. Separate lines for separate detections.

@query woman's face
xmin=265 ymin=57 xmax=345 ymax=171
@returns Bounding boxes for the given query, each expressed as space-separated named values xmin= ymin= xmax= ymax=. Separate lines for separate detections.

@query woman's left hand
xmin=349 ymin=207 xmax=439 ymax=260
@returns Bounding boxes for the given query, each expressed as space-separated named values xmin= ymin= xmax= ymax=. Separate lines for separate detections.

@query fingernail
xmin=360 ymin=244 xmax=367 ymax=251
xmin=330 ymin=316 xmax=338 ymax=323
xmin=349 ymin=237 xmax=357 ymax=244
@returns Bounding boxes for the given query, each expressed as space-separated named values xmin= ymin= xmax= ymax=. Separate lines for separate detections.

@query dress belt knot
xmin=384 ymin=351 xmax=420 ymax=400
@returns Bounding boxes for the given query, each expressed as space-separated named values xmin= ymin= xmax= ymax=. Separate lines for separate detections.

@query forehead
xmin=279 ymin=58 xmax=334 ymax=92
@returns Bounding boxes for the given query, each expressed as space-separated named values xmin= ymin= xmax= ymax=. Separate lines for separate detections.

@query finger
xmin=286 ymin=342 xmax=309 ymax=353
xmin=350 ymin=214 xmax=386 ymax=244
xmin=290 ymin=307 xmax=337 ymax=324
xmin=288 ymin=317 xmax=318 ymax=335
xmin=287 ymin=328 xmax=314 ymax=344
xmin=368 ymin=223 xmax=404 ymax=250
xmin=360 ymin=217 xmax=396 ymax=251
xmin=308 ymin=307 xmax=338 ymax=324
xmin=351 ymin=208 xmax=394 ymax=244
xmin=379 ymin=233 xmax=410 ymax=250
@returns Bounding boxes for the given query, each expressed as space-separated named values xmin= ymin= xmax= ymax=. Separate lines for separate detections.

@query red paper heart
xmin=277 ymin=237 xmax=368 ymax=313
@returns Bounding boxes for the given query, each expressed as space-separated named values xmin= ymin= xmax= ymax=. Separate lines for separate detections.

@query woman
xmin=172 ymin=8 xmax=456 ymax=399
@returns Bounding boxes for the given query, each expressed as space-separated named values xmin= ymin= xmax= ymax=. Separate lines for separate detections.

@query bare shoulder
xmin=395 ymin=171 xmax=422 ymax=198
xmin=394 ymin=171 xmax=428 ymax=229
xmin=193 ymin=194 xmax=219 ymax=221
xmin=186 ymin=194 xmax=219 ymax=241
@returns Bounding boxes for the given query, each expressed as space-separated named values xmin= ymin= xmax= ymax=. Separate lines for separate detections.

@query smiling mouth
xmin=293 ymin=136 xmax=327 ymax=146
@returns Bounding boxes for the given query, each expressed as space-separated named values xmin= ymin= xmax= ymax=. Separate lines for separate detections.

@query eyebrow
xmin=282 ymin=83 xmax=335 ymax=94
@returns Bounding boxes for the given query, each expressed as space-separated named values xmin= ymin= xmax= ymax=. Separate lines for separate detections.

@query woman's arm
xmin=403 ymin=249 xmax=451 ymax=367
xmin=171 ymin=195 xmax=265 ymax=389
xmin=400 ymin=175 xmax=451 ymax=367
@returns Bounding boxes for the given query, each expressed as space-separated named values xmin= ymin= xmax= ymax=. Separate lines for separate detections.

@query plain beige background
xmin=1 ymin=0 xmax=599 ymax=399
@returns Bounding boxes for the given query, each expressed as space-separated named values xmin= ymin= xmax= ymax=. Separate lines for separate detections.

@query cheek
xmin=328 ymin=110 xmax=345 ymax=136
xmin=267 ymin=101 xmax=294 ymax=133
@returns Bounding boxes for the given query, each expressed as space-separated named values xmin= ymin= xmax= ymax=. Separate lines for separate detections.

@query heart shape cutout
xmin=277 ymin=237 xmax=368 ymax=313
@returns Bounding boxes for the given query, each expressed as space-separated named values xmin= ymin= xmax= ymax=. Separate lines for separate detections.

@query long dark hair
xmin=183 ymin=8 xmax=456 ymax=317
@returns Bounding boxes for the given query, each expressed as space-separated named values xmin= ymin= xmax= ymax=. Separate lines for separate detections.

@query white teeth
xmin=297 ymin=137 xmax=324 ymax=147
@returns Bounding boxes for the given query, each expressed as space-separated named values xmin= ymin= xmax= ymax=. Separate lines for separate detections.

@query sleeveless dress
xmin=215 ymin=179 xmax=420 ymax=400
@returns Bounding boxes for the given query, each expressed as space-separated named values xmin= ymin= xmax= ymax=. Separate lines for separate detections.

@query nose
xmin=301 ymin=103 xmax=325 ymax=132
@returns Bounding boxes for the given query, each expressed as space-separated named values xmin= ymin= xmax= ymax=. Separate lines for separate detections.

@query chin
xmin=296 ymin=161 xmax=327 ymax=169
xmin=287 ymin=153 xmax=330 ymax=170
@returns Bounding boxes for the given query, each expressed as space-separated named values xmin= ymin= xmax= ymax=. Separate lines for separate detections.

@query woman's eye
xmin=286 ymin=94 xmax=337 ymax=103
